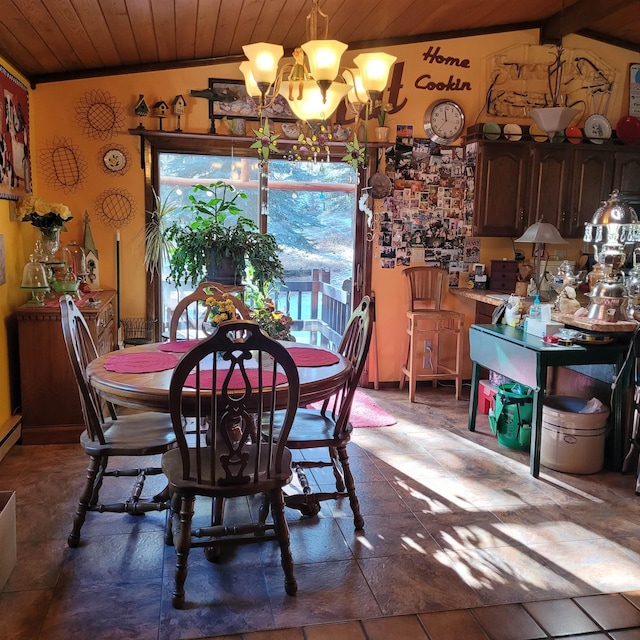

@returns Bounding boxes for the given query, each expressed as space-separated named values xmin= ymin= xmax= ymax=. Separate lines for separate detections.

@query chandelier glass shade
xmin=240 ymin=1 xmax=395 ymax=122
xmin=278 ymin=80 xmax=351 ymax=122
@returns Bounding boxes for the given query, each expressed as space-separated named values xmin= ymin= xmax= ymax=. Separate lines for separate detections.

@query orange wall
xmin=1 ymin=29 xmax=635 ymax=424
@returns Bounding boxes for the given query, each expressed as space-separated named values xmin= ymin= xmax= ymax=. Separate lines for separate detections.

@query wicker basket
xmin=120 ymin=317 xmax=156 ymax=346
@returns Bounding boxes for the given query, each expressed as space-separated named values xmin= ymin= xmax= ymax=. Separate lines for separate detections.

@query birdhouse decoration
xmin=152 ymin=100 xmax=169 ymax=130
xmin=172 ymin=95 xmax=187 ymax=131
xmin=83 ymin=211 xmax=100 ymax=289
xmin=134 ymin=94 xmax=149 ymax=129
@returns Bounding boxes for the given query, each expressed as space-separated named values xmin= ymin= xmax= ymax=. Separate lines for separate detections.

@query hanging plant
xmin=342 ymin=133 xmax=366 ymax=171
xmin=250 ymin=119 xmax=279 ymax=160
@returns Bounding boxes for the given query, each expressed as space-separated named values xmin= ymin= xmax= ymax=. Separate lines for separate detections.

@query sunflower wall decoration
xmin=75 ymin=89 xmax=125 ymax=140
xmin=38 ymin=136 xmax=88 ymax=193
xmin=95 ymin=187 xmax=137 ymax=229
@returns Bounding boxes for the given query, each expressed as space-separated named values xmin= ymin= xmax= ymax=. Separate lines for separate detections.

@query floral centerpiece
xmin=251 ymin=299 xmax=294 ymax=341
xmin=18 ymin=195 xmax=72 ymax=230
xmin=17 ymin=195 xmax=73 ymax=257
xmin=205 ymin=296 xmax=237 ymax=327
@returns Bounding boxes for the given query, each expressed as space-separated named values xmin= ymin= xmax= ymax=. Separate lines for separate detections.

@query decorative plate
xmin=528 ymin=123 xmax=547 ymax=142
xmin=503 ymin=123 xmax=522 ymax=141
xmin=584 ymin=114 xmax=612 ymax=144
xmin=615 ymin=116 xmax=640 ymax=143
xmin=482 ymin=122 xmax=501 ymax=140
xmin=281 ymin=122 xmax=301 ymax=139
xmin=565 ymin=126 xmax=583 ymax=144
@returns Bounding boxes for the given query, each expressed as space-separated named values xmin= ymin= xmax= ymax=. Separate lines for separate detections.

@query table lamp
xmin=514 ymin=220 xmax=567 ymax=298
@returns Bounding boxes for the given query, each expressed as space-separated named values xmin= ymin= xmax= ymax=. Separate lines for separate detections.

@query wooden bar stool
xmin=399 ymin=267 xmax=465 ymax=402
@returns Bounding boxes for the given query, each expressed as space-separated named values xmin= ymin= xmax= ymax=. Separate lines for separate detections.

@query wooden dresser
xmin=16 ymin=290 xmax=117 ymax=444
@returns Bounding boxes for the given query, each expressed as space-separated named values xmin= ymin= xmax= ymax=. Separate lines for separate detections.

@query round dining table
xmin=86 ymin=340 xmax=352 ymax=413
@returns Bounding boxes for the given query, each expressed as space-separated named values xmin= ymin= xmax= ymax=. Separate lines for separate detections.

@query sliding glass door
xmin=157 ymin=152 xmax=358 ymax=346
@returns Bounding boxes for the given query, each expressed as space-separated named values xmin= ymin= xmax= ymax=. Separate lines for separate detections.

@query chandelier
xmin=239 ymin=0 xmax=396 ymax=123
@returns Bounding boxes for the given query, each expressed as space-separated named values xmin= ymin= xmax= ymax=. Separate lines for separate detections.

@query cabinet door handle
xmin=519 ymin=208 xmax=524 ymax=221
xmin=561 ymin=211 xmax=566 ymax=222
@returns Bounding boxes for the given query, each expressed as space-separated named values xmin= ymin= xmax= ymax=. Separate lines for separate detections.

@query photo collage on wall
xmin=377 ymin=125 xmax=476 ymax=286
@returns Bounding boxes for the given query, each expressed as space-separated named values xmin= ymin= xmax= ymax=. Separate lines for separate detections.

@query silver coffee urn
xmin=583 ymin=190 xmax=640 ymax=322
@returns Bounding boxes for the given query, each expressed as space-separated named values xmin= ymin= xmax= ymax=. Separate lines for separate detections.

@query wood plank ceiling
xmin=0 ymin=0 xmax=639 ymax=86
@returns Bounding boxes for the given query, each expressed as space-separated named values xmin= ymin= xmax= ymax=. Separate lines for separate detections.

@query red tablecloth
xmin=284 ymin=346 xmax=340 ymax=366
xmin=103 ymin=351 xmax=180 ymax=373
xmin=157 ymin=339 xmax=203 ymax=353
xmin=185 ymin=368 xmax=287 ymax=389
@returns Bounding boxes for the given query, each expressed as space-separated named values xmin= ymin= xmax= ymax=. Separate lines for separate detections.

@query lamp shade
xmin=242 ymin=42 xmax=284 ymax=85
xmin=529 ymin=107 xmax=579 ymax=140
xmin=301 ymin=40 xmax=347 ymax=81
xmin=239 ymin=61 xmax=261 ymax=98
xmin=353 ymin=52 xmax=397 ymax=93
xmin=279 ymin=79 xmax=351 ymax=121
xmin=515 ymin=221 xmax=567 ymax=244
xmin=343 ymin=68 xmax=368 ymax=106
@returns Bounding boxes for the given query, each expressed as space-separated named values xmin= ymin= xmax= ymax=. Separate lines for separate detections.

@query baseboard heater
xmin=0 ymin=416 xmax=21 ymax=464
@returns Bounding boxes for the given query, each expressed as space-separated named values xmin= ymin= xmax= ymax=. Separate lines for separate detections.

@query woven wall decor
xmin=97 ymin=143 xmax=131 ymax=176
xmin=95 ymin=187 xmax=136 ymax=229
xmin=75 ymin=89 xmax=125 ymax=140
xmin=38 ymin=136 xmax=88 ymax=193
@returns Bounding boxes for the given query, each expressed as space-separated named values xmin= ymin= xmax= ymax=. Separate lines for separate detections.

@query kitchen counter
xmin=450 ymin=288 xmax=512 ymax=306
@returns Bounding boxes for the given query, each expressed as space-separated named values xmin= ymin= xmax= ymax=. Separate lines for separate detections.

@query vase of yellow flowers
xmin=251 ymin=299 xmax=294 ymax=341
xmin=202 ymin=296 xmax=237 ymax=336
xmin=18 ymin=195 xmax=72 ymax=258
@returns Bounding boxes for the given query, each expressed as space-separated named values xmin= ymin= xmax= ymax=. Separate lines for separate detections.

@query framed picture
xmin=630 ymin=63 xmax=640 ymax=117
xmin=203 ymin=79 xmax=298 ymax=122
xmin=0 ymin=64 xmax=31 ymax=200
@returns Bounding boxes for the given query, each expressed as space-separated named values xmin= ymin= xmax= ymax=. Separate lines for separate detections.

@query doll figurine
xmin=288 ymin=47 xmax=307 ymax=101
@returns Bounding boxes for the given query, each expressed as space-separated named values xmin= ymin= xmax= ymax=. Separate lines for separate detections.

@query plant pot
xmin=206 ymin=253 xmax=242 ymax=285
xmin=375 ymin=126 xmax=389 ymax=142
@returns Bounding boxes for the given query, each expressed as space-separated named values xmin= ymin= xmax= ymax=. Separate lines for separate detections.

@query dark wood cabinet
xmin=528 ymin=145 xmax=573 ymax=233
xmin=567 ymin=148 xmax=615 ymax=237
xmin=472 ymin=141 xmax=529 ymax=237
xmin=468 ymin=139 xmax=639 ymax=238
xmin=613 ymin=151 xmax=640 ymax=209
xmin=16 ymin=291 xmax=117 ymax=444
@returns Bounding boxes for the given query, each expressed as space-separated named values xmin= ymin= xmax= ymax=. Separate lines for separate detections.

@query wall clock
xmin=99 ymin=144 xmax=130 ymax=176
xmin=423 ymin=99 xmax=465 ymax=144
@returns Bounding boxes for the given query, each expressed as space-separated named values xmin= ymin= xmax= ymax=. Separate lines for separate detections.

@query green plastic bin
xmin=488 ymin=383 xmax=533 ymax=450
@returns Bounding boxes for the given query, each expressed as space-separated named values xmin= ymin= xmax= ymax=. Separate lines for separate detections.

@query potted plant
xmin=374 ymin=102 xmax=393 ymax=142
xmin=163 ymin=181 xmax=284 ymax=291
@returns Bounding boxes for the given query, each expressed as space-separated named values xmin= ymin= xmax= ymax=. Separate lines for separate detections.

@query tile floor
xmin=3 ymin=384 xmax=640 ymax=640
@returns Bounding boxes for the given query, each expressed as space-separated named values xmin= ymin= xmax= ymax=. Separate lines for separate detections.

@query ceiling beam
xmin=540 ymin=0 xmax=640 ymax=44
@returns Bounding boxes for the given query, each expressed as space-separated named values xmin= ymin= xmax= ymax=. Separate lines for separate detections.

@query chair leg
xmin=337 ymin=445 xmax=364 ymax=530
xmin=270 ymin=488 xmax=297 ymax=596
xmin=329 ymin=446 xmax=346 ymax=492
xmin=164 ymin=491 xmax=181 ymax=546
xmin=171 ymin=494 xmax=195 ymax=609
xmin=68 ymin=455 xmax=103 ymax=548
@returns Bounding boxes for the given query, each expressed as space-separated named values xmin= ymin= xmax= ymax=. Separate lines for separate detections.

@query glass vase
xmin=38 ymin=227 xmax=61 ymax=260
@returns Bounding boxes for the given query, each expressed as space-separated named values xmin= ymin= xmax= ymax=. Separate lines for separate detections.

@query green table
xmin=468 ymin=324 xmax=632 ymax=477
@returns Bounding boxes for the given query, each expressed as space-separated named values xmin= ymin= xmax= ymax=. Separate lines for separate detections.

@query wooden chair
xmin=262 ymin=296 xmax=373 ymax=530
xmin=59 ymin=295 xmax=177 ymax=548
xmin=399 ymin=267 xmax=465 ymax=402
xmin=162 ymin=320 xmax=300 ymax=609
xmin=168 ymin=281 xmax=251 ymax=340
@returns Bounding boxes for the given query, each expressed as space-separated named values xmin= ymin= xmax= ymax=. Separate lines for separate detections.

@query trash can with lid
xmin=488 ymin=383 xmax=533 ymax=450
